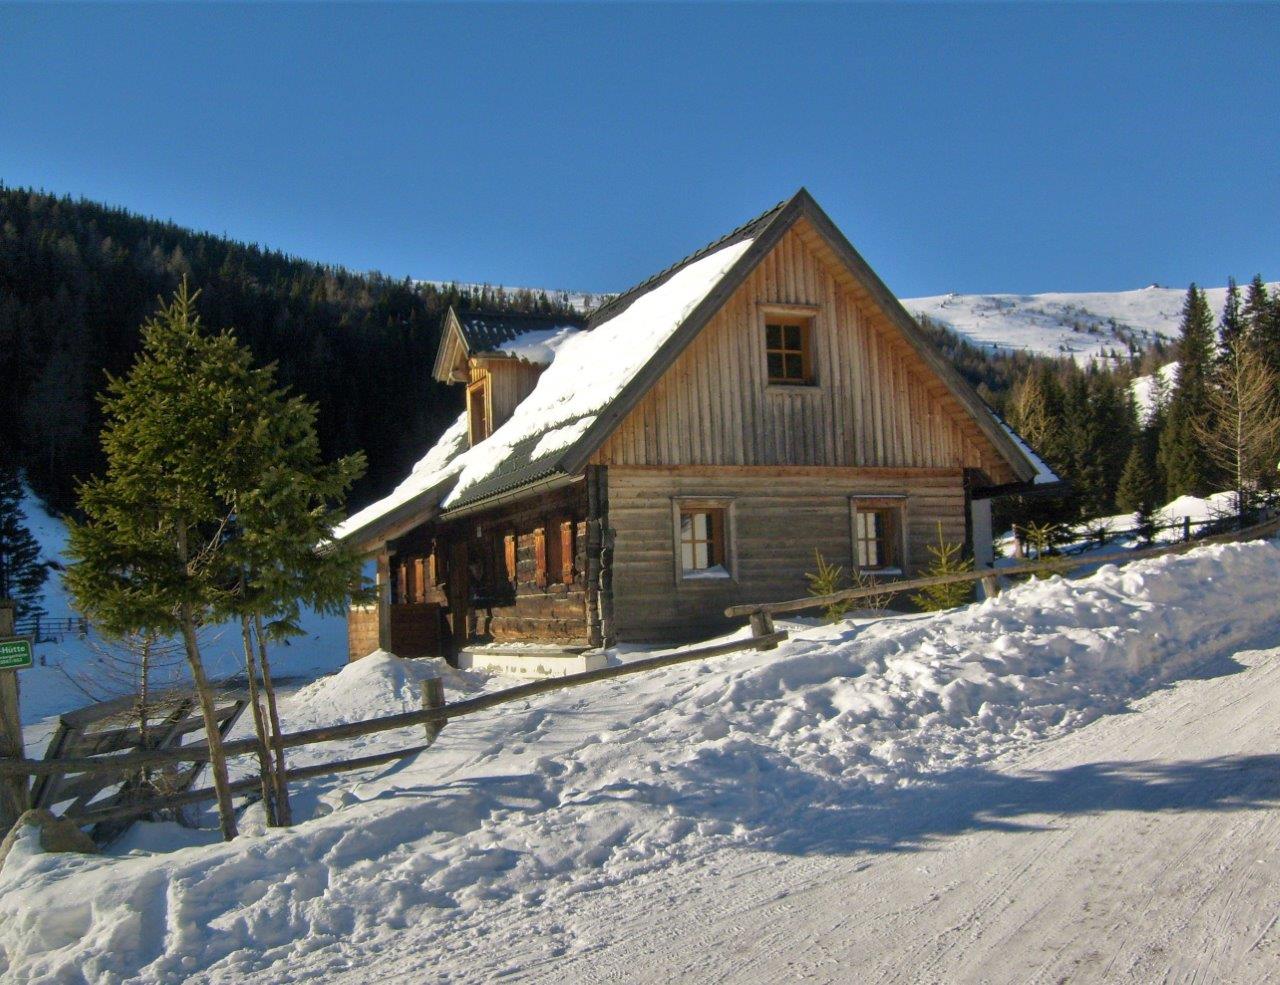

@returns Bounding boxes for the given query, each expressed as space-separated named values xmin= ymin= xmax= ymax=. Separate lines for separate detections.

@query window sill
xmin=857 ymin=567 xmax=903 ymax=578
xmin=765 ymin=383 xmax=824 ymax=395
xmin=679 ymin=569 xmax=736 ymax=585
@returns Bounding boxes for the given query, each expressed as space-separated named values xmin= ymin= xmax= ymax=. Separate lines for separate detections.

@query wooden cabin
xmin=334 ymin=189 xmax=1056 ymax=676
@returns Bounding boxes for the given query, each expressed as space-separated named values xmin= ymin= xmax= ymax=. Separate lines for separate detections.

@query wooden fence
xmin=727 ymin=513 xmax=1280 ymax=622
xmin=0 ymin=629 xmax=787 ymax=835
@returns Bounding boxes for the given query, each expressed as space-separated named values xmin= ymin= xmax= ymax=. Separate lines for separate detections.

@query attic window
xmin=467 ymin=378 xmax=490 ymax=445
xmin=765 ymin=316 xmax=814 ymax=385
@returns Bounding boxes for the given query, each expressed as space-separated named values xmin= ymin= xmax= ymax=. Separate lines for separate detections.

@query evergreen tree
xmin=1115 ymin=439 xmax=1160 ymax=537
xmin=1159 ymin=285 xmax=1217 ymax=497
xmin=1219 ymin=277 xmax=1244 ymax=358
xmin=64 ymin=283 xmax=272 ymax=841
xmin=218 ymin=359 xmax=369 ymax=826
xmin=1193 ymin=341 xmax=1280 ymax=519
xmin=1242 ymin=275 xmax=1270 ymax=346
xmin=0 ymin=466 xmax=48 ymax=620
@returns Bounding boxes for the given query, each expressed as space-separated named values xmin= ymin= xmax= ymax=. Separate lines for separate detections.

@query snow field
xmin=1 ymin=536 xmax=1278 ymax=982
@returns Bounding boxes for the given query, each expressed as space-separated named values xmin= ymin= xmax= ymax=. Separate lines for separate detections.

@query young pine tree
xmin=0 ymin=467 xmax=48 ymax=621
xmin=911 ymin=523 xmax=974 ymax=611
xmin=65 ymin=283 xmax=267 ymax=841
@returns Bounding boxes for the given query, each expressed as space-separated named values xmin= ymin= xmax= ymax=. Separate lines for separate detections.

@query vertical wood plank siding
xmin=607 ymin=466 xmax=967 ymax=641
xmin=471 ymin=360 xmax=544 ymax=433
xmin=591 ymin=221 xmax=1015 ymax=482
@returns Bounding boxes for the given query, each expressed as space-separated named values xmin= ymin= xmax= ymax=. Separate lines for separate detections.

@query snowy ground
xmin=1 ymin=536 xmax=1278 ymax=983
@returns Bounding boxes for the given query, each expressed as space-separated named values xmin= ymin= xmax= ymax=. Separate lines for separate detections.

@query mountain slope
xmin=903 ymin=283 xmax=1278 ymax=361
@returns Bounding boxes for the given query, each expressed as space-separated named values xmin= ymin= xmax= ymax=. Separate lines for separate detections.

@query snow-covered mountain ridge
xmin=903 ymin=282 xmax=1279 ymax=362
xmin=424 ymin=276 xmax=1276 ymax=363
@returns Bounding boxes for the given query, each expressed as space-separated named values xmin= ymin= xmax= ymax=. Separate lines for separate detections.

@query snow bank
xmin=284 ymin=650 xmax=446 ymax=729
xmin=4 ymin=538 xmax=1278 ymax=982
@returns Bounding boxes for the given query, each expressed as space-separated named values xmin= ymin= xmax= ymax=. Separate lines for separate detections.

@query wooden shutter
xmin=710 ymin=510 xmax=727 ymax=567
xmin=395 ymin=560 xmax=408 ymax=605
xmin=504 ymin=533 xmax=517 ymax=584
xmin=426 ymin=550 xmax=439 ymax=588
xmin=411 ymin=557 xmax=426 ymax=604
xmin=560 ymin=520 xmax=575 ymax=584
xmin=534 ymin=527 xmax=547 ymax=587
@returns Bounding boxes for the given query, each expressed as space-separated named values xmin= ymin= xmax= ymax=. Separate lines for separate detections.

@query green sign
xmin=0 ymin=638 xmax=33 ymax=671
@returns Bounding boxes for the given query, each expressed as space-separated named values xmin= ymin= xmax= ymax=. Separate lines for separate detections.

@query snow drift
xmin=1 ymin=538 xmax=1279 ymax=982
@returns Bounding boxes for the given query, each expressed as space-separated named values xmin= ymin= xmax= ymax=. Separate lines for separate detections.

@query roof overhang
xmin=431 ymin=308 xmax=471 ymax=384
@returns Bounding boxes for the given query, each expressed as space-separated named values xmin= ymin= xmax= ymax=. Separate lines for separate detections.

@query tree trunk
xmin=253 ymin=614 xmax=292 ymax=826
xmin=240 ymin=614 xmax=277 ymax=826
xmin=178 ymin=608 xmax=238 ymax=841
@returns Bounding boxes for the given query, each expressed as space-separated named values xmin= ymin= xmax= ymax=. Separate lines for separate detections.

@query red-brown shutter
xmin=411 ymin=557 xmax=425 ymax=604
xmin=710 ymin=510 xmax=727 ymax=568
xmin=504 ymin=533 xmax=517 ymax=584
xmin=560 ymin=520 xmax=575 ymax=584
xmin=534 ymin=527 xmax=547 ymax=588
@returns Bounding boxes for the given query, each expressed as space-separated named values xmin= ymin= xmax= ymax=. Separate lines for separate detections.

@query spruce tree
xmin=218 ymin=362 xmax=367 ymax=827
xmin=1116 ymin=439 xmax=1160 ymax=537
xmin=64 ymin=283 xmax=269 ymax=841
xmin=1159 ymin=285 xmax=1217 ymax=497
xmin=1219 ymin=277 xmax=1244 ymax=358
xmin=0 ymin=467 xmax=48 ymax=621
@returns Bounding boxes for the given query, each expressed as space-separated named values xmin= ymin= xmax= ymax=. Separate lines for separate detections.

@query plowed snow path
xmin=337 ymin=646 xmax=1280 ymax=985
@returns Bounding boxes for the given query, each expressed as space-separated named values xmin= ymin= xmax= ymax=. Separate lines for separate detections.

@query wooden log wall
xmin=447 ymin=483 xmax=592 ymax=646
xmin=347 ymin=605 xmax=380 ymax=662
xmin=607 ymin=465 xmax=967 ymax=642
xmin=591 ymin=219 xmax=1016 ymax=485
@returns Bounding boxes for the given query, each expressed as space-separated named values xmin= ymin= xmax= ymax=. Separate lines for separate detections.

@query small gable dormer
xmin=433 ymin=307 xmax=586 ymax=446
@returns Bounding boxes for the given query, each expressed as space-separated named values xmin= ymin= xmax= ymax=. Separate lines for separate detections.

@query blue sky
xmin=1 ymin=3 xmax=1276 ymax=298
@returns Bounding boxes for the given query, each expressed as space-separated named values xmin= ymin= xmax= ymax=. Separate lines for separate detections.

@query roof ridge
xmin=585 ymin=196 xmax=789 ymax=328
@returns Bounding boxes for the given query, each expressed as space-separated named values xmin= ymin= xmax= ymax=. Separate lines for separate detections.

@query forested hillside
xmin=0 ymin=185 xmax=580 ymax=512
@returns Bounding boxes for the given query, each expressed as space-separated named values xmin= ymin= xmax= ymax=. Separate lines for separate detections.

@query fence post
xmin=421 ymin=677 xmax=446 ymax=745
xmin=749 ymin=610 xmax=779 ymax=650
xmin=0 ymin=601 xmax=28 ymax=833
xmin=980 ymin=572 xmax=1000 ymax=599
xmin=1183 ymin=516 xmax=1191 ymax=541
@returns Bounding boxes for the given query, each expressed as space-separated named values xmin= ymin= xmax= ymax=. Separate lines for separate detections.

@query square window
xmin=853 ymin=504 xmax=902 ymax=572
xmin=678 ymin=507 xmax=728 ymax=578
xmin=764 ymin=317 xmax=814 ymax=385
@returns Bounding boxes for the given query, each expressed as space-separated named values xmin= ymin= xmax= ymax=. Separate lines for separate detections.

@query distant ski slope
xmin=422 ymin=276 xmax=1276 ymax=364
xmin=902 ymin=283 xmax=1278 ymax=362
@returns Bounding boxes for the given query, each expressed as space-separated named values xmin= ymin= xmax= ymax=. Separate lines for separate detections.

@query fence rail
xmin=0 ymin=629 xmax=788 ymax=829
xmin=726 ymin=514 xmax=1280 ymax=620
xmin=12 ymin=614 xmax=88 ymax=644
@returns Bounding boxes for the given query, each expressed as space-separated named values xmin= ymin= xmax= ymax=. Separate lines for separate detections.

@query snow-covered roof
xmin=335 ymin=189 xmax=1057 ymax=549
xmin=335 ymin=236 xmax=756 ymax=547
xmin=331 ymin=412 xmax=469 ymax=543
xmin=997 ymin=418 xmax=1059 ymax=486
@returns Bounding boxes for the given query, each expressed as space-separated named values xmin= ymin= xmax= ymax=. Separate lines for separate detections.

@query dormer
xmin=433 ymin=307 xmax=586 ymax=446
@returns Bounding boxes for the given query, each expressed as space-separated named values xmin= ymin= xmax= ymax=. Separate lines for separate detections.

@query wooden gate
xmin=31 ymin=688 xmax=249 ymax=844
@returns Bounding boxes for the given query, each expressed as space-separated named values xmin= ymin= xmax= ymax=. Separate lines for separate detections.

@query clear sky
xmin=1 ymin=3 xmax=1276 ymax=299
